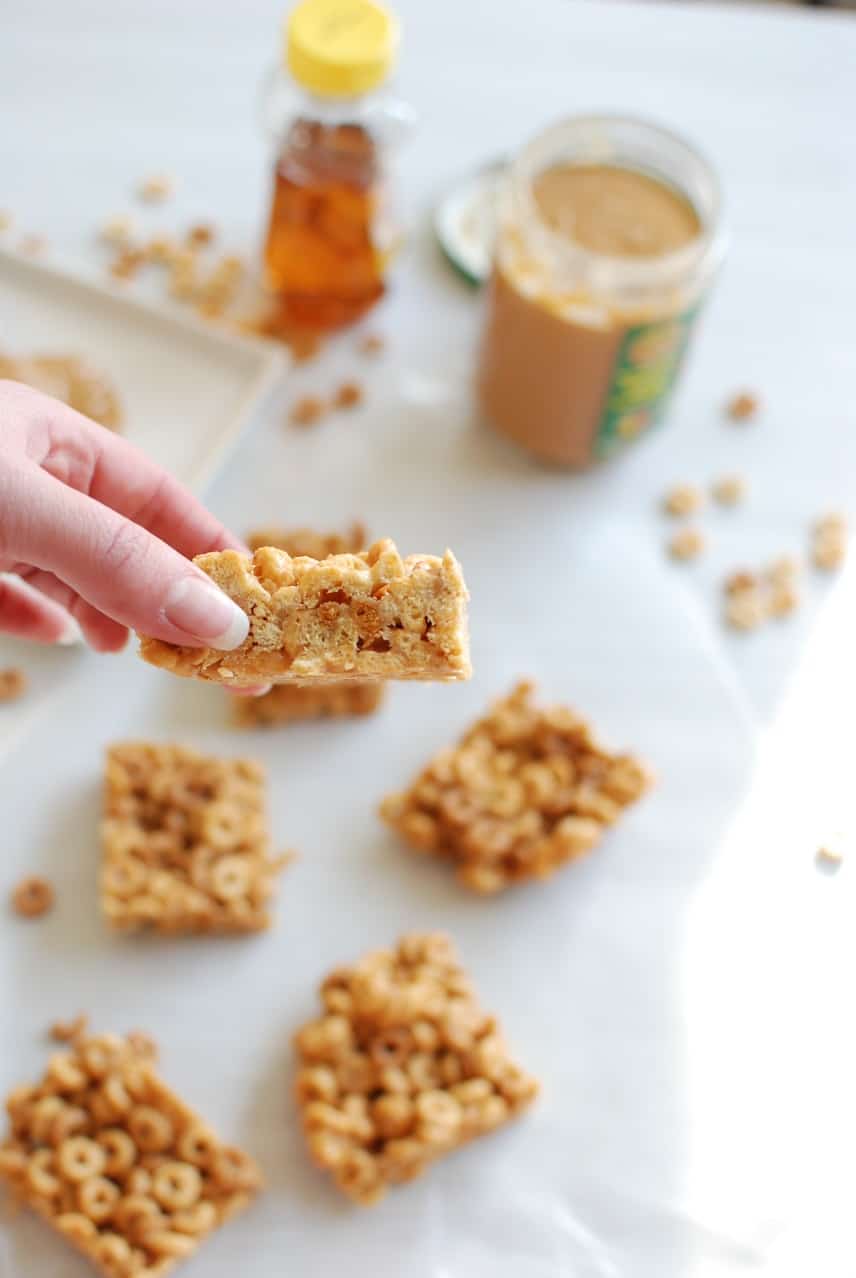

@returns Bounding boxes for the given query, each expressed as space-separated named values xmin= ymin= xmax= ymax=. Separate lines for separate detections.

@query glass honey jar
xmin=261 ymin=0 xmax=411 ymax=333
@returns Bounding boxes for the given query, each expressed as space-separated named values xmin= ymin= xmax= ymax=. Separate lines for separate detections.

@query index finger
xmin=29 ymin=390 xmax=247 ymax=558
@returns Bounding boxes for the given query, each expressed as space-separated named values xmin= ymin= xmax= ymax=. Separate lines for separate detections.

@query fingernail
xmin=163 ymin=577 xmax=249 ymax=650
xmin=57 ymin=617 xmax=84 ymax=646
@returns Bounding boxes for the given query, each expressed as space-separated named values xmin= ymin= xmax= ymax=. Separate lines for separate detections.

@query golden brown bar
xmin=294 ymin=933 xmax=538 ymax=1204
xmin=101 ymin=743 xmax=288 ymax=935
xmin=139 ymin=540 xmax=470 ymax=687
xmin=381 ymin=681 xmax=651 ymax=893
xmin=0 ymin=1029 xmax=262 ymax=1277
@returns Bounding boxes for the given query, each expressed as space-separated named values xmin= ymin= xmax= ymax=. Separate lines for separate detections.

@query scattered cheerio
xmin=726 ymin=389 xmax=759 ymax=422
xmin=662 ymin=483 xmax=703 ymax=518
xmin=668 ymin=526 xmax=704 ymax=561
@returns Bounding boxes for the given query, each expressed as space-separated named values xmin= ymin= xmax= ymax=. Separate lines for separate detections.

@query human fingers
xmin=0 ymin=463 xmax=249 ymax=649
xmin=0 ymin=572 xmax=82 ymax=646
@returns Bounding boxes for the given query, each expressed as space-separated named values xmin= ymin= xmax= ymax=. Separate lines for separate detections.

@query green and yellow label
xmin=595 ymin=307 xmax=698 ymax=459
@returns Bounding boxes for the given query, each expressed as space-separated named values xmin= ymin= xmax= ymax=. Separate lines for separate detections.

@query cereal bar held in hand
xmin=295 ymin=933 xmax=538 ymax=1205
xmin=235 ymin=523 xmax=385 ymax=725
xmin=101 ymin=743 xmax=289 ymax=935
xmin=138 ymin=539 xmax=470 ymax=687
xmin=381 ymin=681 xmax=652 ymax=893
xmin=0 ymin=1029 xmax=262 ymax=1277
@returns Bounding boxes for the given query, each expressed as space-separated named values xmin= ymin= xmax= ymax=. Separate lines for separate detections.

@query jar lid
xmin=286 ymin=0 xmax=398 ymax=99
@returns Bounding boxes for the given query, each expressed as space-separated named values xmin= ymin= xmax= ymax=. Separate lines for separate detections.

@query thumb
xmin=5 ymin=465 xmax=248 ymax=649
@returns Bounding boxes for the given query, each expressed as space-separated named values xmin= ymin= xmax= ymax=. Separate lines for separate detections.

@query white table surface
xmin=3 ymin=3 xmax=856 ymax=1276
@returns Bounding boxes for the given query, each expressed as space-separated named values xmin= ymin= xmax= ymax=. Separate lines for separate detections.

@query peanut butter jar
xmin=476 ymin=116 xmax=726 ymax=467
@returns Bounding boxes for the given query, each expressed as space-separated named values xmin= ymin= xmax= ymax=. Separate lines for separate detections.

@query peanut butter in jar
xmin=477 ymin=116 xmax=726 ymax=467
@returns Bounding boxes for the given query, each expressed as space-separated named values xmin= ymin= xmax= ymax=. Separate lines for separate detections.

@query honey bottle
xmin=261 ymin=0 xmax=411 ymax=333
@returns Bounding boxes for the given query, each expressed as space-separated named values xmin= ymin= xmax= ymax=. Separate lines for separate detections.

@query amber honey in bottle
xmin=262 ymin=0 xmax=409 ymax=333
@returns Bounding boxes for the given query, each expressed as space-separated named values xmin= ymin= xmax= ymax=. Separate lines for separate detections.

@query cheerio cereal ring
xmin=127 ymin=1105 xmax=173 ymax=1152
xmin=209 ymin=1145 xmax=259 ymax=1190
xmin=77 ymin=1174 xmax=119 ymax=1222
xmin=58 ymin=1136 xmax=106 ymax=1182
xmin=56 ymin=1212 xmax=97 ymax=1243
xmin=101 ymin=859 xmax=148 ymax=899
xmin=81 ymin=1035 xmax=126 ymax=1080
xmin=93 ymin=1232 xmax=133 ymax=1271
xmin=26 ymin=1149 xmax=61 ymax=1197
xmin=209 ymin=855 xmax=251 ymax=901
xmin=144 ymin=1230 xmax=198 ymax=1258
xmin=176 ymin=1123 xmax=218 ymax=1167
xmin=11 ymin=875 xmax=54 ymax=918
xmin=170 ymin=1200 xmax=217 ymax=1235
xmin=98 ymin=1127 xmax=138 ymax=1177
xmin=152 ymin=1160 xmax=201 ymax=1211
xmin=113 ymin=1193 xmax=162 ymax=1237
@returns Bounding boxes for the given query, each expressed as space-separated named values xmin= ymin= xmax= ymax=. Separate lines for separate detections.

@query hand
xmin=0 ymin=380 xmax=263 ymax=685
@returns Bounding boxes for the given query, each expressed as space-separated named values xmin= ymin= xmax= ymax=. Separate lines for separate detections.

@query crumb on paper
xmin=711 ymin=474 xmax=746 ymax=507
xmin=333 ymin=381 xmax=364 ymax=411
xmin=768 ymin=581 xmax=800 ymax=618
xmin=137 ymin=173 xmax=174 ymax=203
xmin=294 ymin=932 xmax=539 ymax=1204
xmin=662 ymin=483 xmax=703 ymax=518
xmin=381 ymin=680 xmax=651 ymax=894
xmin=726 ymin=390 xmax=760 ymax=422
xmin=357 ymin=333 xmax=385 ymax=356
xmin=50 ymin=1014 xmax=89 ymax=1045
xmin=816 ymin=842 xmax=845 ymax=872
xmin=724 ymin=587 xmax=767 ymax=632
xmin=289 ymin=395 xmax=327 ymax=428
xmin=10 ymin=876 xmax=55 ymax=919
xmin=0 ymin=211 xmax=12 ymax=232
xmin=767 ymin=555 xmax=800 ymax=586
xmin=0 ymin=1027 xmax=262 ymax=1275
xmin=668 ymin=526 xmax=705 ymax=561
xmin=0 ymin=667 xmax=27 ymax=702
xmin=109 ymin=248 xmax=145 ymax=281
xmin=99 ymin=215 xmax=135 ymax=247
xmin=144 ymin=235 xmax=176 ymax=264
xmin=186 ymin=223 xmax=215 ymax=249
xmin=811 ymin=512 xmax=847 ymax=572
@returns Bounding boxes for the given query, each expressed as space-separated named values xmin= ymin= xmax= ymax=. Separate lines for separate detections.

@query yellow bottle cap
xmin=286 ymin=0 xmax=398 ymax=100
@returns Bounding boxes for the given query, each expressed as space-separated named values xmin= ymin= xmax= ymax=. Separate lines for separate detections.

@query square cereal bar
xmin=295 ymin=933 xmax=538 ymax=1204
xmin=380 ymin=681 xmax=651 ymax=893
xmin=236 ymin=523 xmax=384 ymax=725
xmin=138 ymin=540 xmax=470 ymax=687
xmin=0 ymin=1029 xmax=262 ymax=1278
xmin=245 ymin=521 xmax=367 ymax=557
xmin=101 ymin=743 xmax=288 ymax=935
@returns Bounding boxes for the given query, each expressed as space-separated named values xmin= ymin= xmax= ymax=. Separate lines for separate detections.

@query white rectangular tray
xmin=0 ymin=247 xmax=285 ymax=493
